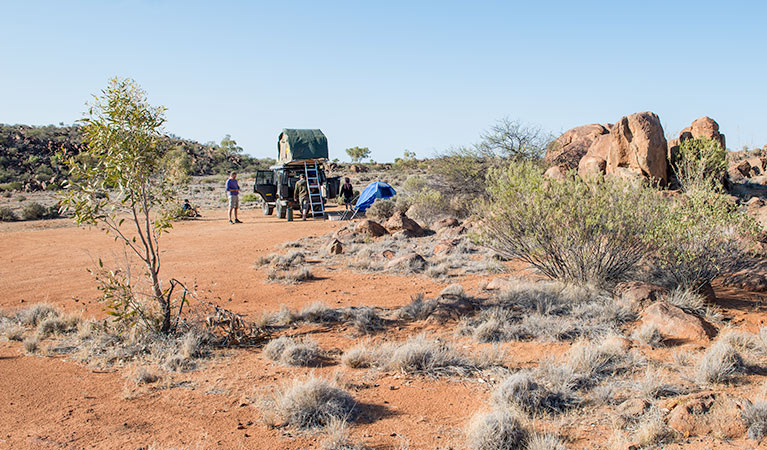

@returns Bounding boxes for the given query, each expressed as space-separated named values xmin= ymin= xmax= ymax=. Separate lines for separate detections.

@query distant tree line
xmin=0 ymin=124 xmax=275 ymax=191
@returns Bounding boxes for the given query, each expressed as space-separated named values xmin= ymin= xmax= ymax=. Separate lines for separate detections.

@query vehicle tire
xmin=262 ymin=200 xmax=273 ymax=216
xmin=276 ymin=202 xmax=286 ymax=219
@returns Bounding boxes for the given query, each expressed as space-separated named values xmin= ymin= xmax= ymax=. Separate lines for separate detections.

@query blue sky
xmin=1 ymin=1 xmax=765 ymax=161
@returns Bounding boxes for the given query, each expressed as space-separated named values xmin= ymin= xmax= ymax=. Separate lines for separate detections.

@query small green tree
xmin=59 ymin=77 xmax=183 ymax=333
xmin=345 ymin=146 xmax=371 ymax=162
xmin=672 ymin=137 xmax=727 ymax=193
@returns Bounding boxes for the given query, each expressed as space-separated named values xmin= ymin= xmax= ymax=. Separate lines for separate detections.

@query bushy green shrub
xmin=366 ymin=198 xmax=396 ymax=221
xmin=672 ymin=137 xmax=727 ymax=192
xmin=478 ymin=162 xmax=662 ymax=286
xmin=240 ymin=193 xmax=258 ymax=203
xmin=0 ymin=207 xmax=18 ymax=222
xmin=649 ymin=189 xmax=756 ymax=289
xmin=478 ymin=161 xmax=755 ymax=289
xmin=21 ymin=202 xmax=47 ymax=220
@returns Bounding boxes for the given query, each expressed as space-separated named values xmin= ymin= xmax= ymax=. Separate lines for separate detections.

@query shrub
xmin=480 ymin=161 xmax=755 ymax=289
xmin=0 ymin=207 xmax=18 ymax=222
xmin=21 ymin=202 xmax=47 ymax=220
xmin=241 ymin=193 xmax=258 ymax=203
xmin=366 ymin=198 xmax=396 ymax=221
xmin=465 ymin=409 xmax=528 ymax=450
xmin=478 ymin=162 xmax=662 ymax=286
xmin=672 ymin=137 xmax=727 ymax=193
xmin=262 ymin=375 xmax=357 ymax=429
xmin=649 ymin=189 xmax=755 ymax=290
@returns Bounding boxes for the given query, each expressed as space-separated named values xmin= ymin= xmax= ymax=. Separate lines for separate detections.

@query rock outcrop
xmin=549 ymin=112 xmax=669 ymax=184
xmin=607 ymin=112 xmax=668 ymax=184
xmin=638 ymin=301 xmax=715 ymax=342
xmin=545 ymin=124 xmax=610 ymax=170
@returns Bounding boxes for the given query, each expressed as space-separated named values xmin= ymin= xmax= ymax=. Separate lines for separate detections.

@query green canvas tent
xmin=277 ymin=129 xmax=328 ymax=165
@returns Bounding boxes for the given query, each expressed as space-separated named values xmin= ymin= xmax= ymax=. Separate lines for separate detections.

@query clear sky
xmin=1 ymin=1 xmax=765 ymax=161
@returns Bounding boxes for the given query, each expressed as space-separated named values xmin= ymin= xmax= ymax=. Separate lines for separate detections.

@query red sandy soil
xmin=2 ymin=207 xmax=767 ymax=449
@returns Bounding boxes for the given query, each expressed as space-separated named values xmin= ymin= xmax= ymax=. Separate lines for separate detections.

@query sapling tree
xmin=59 ymin=77 xmax=185 ymax=333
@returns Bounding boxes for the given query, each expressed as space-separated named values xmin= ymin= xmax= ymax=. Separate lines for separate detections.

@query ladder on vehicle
xmin=303 ymin=161 xmax=325 ymax=220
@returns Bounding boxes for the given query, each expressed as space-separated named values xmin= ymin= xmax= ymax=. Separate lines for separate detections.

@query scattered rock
xmin=386 ymin=252 xmax=427 ymax=272
xmin=618 ymin=398 xmax=649 ymax=419
xmin=434 ymin=239 xmax=460 ymax=255
xmin=544 ymin=164 xmax=569 ymax=180
xmin=355 ymin=219 xmax=389 ymax=237
xmin=666 ymin=392 xmax=748 ymax=438
xmin=326 ymin=239 xmax=343 ymax=255
xmin=546 ymin=124 xmax=610 ymax=170
xmin=438 ymin=224 xmax=467 ymax=238
xmin=432 ymin=217 xmax=460 ymax=230
xmin=638 ymin=301 xmax=715 ymax=342
xmin=614 ymin=281 xmax=669 ymax=312
xmin=385 ymin=211 xmax=424 ymax=237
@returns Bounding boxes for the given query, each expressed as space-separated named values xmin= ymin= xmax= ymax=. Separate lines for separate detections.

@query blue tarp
xmin=355 ymin=181 xmax=396 ymax=212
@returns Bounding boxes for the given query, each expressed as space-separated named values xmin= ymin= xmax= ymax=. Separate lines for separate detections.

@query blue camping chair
xmin=340 ymin=181 xmax=397 ymax=220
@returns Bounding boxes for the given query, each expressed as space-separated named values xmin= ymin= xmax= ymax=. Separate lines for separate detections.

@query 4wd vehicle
xmin=254 ymin=129 xmax=340 ymax=219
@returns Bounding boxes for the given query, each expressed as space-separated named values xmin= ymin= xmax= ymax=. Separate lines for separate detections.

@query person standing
xmin=294 ymin=173 xmax=310 ymax=220
xmin=340 ymin=177 xmax=354 ymax=211
xmin=226 ymin=172 xmax=242 ymax=224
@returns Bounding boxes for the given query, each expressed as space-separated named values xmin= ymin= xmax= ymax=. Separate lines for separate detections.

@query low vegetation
xmin=261 ymin=374 xmax=357 ymax=429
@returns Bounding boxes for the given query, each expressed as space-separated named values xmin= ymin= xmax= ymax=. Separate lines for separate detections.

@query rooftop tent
xmin=277 ymin=129 xmax=329 ymax=164
xmin=355 ymin=181 xmax=396 ymax=212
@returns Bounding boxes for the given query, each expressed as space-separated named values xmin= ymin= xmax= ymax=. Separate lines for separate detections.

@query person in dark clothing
xmin=294 ymin=173 xmax=310 ymax=220
xmin=340 ymin=177 xmax=354 ymax=211
xmin=226 ymin=172 xmax=242 ymax=224
xmin=182 ymin=199 xmax=200 ymax=217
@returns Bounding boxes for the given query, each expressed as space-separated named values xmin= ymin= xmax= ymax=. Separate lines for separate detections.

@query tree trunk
xmin=149 ymin=267 xmax=170 ymax=333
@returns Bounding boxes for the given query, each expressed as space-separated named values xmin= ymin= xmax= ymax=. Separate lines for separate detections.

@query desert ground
xmin=3 ymin=200 xmax=767 ymax=450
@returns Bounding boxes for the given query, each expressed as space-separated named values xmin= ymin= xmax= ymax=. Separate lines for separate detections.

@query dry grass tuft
xmin=525 ymin=433 xmax=566 ymax=450
xmin=261 ymin=374 xmax=357 ymax=429
xmin=320 ymin=418 xmax=367 ymax=450
xmin=465 ymin=409 xmax=528 ymax=450
xmin=341 ymin=342 xmax=379 ymax=369
xmin=695 ymin=338 xmax=746 ymax=384
xmin=17 ymin=303 xmax=59 ymax=326
xmin=266 ymin=266 xmax=315 ymax=284
xmin=264 ymin=336 xmax=324 ymax=366
xmin=743 ymin=400 xmax=767 ymax=440
xmin=23 ymin=335 xmax=39 ymax=353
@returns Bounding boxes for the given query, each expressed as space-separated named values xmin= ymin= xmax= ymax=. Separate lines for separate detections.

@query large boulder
xmin=607 ymin=112 xmax=669 ymax=184
xmin=638 ymin=301 xmax=715 ymax=342
xmin=546 ymin=124 xmax=610 ymax=170
xmin=385 ymin=211 xmax=425 ymax=237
